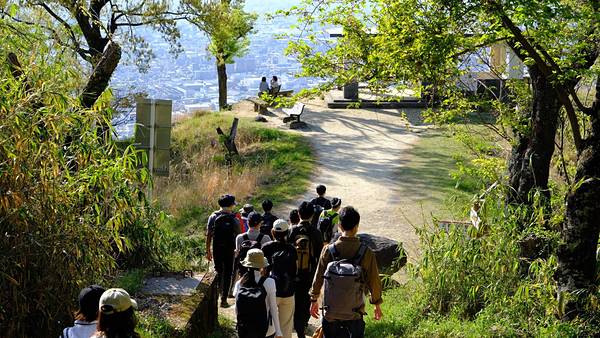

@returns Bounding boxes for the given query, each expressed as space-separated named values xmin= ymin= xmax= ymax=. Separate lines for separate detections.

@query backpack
xmin=236 ymin=276 xmax=269 ymax=337
xmin=294 ymin=226 xmax=313 ymax=275
xmin=323 ymin=243 xmax=368 ymax=319
xmin=318 ymin=211 xmax=337 ymax=243
xmin=260 ymin=213 xmax=277 ymax=236
xmin=311 ymin=204 xmax=324 ymax=227
xmin=270 ymin=247 xmax=295 ymax=297
xmin=212 ymin=212 xmax=238 ymax=250
xmin=237 ymin=233 xmax=265 ymax=275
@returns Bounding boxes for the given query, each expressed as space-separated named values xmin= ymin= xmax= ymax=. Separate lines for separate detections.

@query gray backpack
xmin=322 ymin=243 xmax=368 ymax=319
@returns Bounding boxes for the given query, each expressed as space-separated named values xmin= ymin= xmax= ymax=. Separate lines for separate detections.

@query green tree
xmin=285 ymin=0 xmax=599 ymax=317
xmin=182 ymin=0 xmax=256 ymax=110
xmin=1 ymin=0 xmax=184 ymax=109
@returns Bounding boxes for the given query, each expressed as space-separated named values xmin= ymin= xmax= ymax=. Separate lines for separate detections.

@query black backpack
xmin=270 ymin=247 xmax=296 ymax=297
xmin=212 ymin=212 xmax=237 ymax=249
xmin=237 ymin=233 xmax=265 ymax=275
xmin=311 ymin=204 xmax=324 ymax=227
xmin=318 ymin=211 xmax=337 ymax=243
xmin=260 ymin=213 xmax=278 ymax=236
xmin=236 ymin=276 xmax=269 ymax=337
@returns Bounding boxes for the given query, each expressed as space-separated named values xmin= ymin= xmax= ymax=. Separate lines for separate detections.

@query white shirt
xmin=235 ymin=228 xmax=271 ymax=252
xmin=234 ymin=271 xmax=282 ymax=337
xmin=60 ymin=320 xmax=97 ymax=338
xmin=270 ymin=80 xmax=281 ymax=88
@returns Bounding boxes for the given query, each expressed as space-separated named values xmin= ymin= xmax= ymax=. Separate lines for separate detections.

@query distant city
xmin=111 ymin=1 xmax=328 ymax=137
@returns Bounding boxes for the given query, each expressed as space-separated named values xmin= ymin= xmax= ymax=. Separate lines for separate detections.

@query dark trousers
xmin=322 ymin=318 xmax=365 ymax=338
xmin=213 ymin=246 xmax=234 ymax=301
xmin=293 ymin=280 xmax=312 ymax=338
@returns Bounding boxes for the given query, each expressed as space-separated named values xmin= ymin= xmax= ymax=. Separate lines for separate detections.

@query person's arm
xmin=312 ymin=228 xmax=324 ymax=259
xmin=265 ymin=278 xmax=283 ymax=337
xmin=309 ymin=246 xmax=330 ymax=316
xmin=364 ymin=250 xmax=384 ymax=320
xmin=206 ymin=214 xmax=215 ymax=261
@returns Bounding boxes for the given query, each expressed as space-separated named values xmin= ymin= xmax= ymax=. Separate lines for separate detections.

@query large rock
xmin=332 ymin=233 xmax=406 ymax=273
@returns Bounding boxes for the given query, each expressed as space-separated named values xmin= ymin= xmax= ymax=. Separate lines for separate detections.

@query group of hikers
xmin=259 ymin=76 xmax=282 ymax=95
xmin=58 ymin=184 xmax=382 ymax=338
xmin=207 ymin=184 xmax=383 ymax=338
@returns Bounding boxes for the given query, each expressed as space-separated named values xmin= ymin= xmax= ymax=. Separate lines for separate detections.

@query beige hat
xmin=241 ymin=248 xmax=269 ymax=269
xmin=273 ymin=219 xmax=290 ymax=232
xmin=99 ymin=288 xmax=138 ymax=314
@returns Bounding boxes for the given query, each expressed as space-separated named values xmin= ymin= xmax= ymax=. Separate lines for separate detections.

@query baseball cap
xmin=248 ymin=211 xmax=263 ymax=226
xmin=78 ymin=285 xmax=105 ymax=319
xmin=218 ymin=194 xmax=236 ymax=207
xmin=99 ymin=288 xmax=138 ymax=314
xmin=331 ymin=197 xmax=342 ymax=208
xmin=273 ymin=219 xmax=289 ymax=232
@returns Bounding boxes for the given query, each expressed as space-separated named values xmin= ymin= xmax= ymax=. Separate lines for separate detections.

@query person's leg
xmin=277 ymin=296 xmax=295 ymax=338
xmin=322 ymin=318 xmax=345 ymax=338
xmin=213 ymin=247 xmax=225 ymax=302
xmin=347 ymin=319 xmax=365 ymax=338
xmin=221 ymin=250 xmax=234 ymax=305
xmin=293 ymin=282 xmax=310 ymax=338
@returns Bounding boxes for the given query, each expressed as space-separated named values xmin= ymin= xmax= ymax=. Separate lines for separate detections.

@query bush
xmin=0 ymin=46 xmax=166 ymax=335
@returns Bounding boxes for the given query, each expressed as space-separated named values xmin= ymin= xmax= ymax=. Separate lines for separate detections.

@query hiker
xmin=261 ymin=199 xmax=279 ymax=236
xmin=239 ymin=204 xmax=255 ymax=232
xmin=317 ymin=197 xmax=342 ymax=244
xmin=259 ymin=77 xmax=270 ymax=95
xmin=60 ymin=285 xmax=105 ymax=338
xmin=309 ymin=206 xmax=383 ymax=338
xmin=262 ymin=219 xmax=297 ymax=338
xmin=234 ymin=248 xmax=283 ymax=338
xmin=288 ymin=201 xmax=324 ymax=338
xmin=236 ymin=212 xmax=272 ymax=278
xmin=270 ymin=76 xmax=281 ymax=94
xmin=206 ymin=194 xmax=242 ymax=307
xmin=310 ymin=185 xmax=332 ymax=226
xmin=91 ymin=288 xmax=140 ymax=338
xmin=289 ymin=209 xmax=300 ymax=227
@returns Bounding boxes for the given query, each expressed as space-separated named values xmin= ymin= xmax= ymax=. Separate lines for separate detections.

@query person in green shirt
xmin=318 ymin=197 xmax=341 ymax=244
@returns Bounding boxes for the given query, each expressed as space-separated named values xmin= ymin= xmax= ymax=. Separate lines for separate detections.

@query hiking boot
xmin=220 ymin=299 xmax=230 ymax=308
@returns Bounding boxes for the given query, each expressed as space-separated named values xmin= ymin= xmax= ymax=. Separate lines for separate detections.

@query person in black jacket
xmin=287 ymin=201 xmax=323 ymax=338
xmin=261 ymin=199 xmax=279 ymax=236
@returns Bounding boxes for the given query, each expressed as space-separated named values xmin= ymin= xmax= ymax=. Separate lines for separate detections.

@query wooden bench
xmin=282 ymin=103 xmax=305 ymax=123
xmin=278 ymin=89 xmax=294 ymax=97
xmin=247 ymin=97 xmax=268 ymax=114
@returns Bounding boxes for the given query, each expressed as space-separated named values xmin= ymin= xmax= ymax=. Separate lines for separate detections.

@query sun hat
xmin=99 ymin=288 xmax=138 ymax=314
xmin=273 ymin=219 xmax=289 ymax=232
xmin=241 ymin=248 xmax=269 ymax=269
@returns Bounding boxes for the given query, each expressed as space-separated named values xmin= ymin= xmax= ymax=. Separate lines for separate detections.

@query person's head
xmin=261 ymin=76 xmax=266 ymax=82
xmin=247 ymin=211 xmax=263 ymax=229
xmin=76 ymin=285 xmax=105 ymax=322
xmin=262 ymin=199 xmax=273 ymax=212
xmin=271 ymin=219 xmax=289 ymax=242
xmin=218 ymin=194 xmax=236 ymax=210
xmin=289 ymin=209 xmax=300 ymax=225
xmin=316 ymin=184 xmax=326 ymax=196
xmin=339 ymin=206 xmax=360 ymax=233
xmin=242 ymin=204 xmax=254 ymax=214
xmin=240 ymin=249 xmax=269 ymax=286
xmin=331 ymin=197 xmax=342 ymax=212
xmin=272 ymin=75 xmax=278 ymax=82
xmin=97 ymin=288 xmax=139 ymax=337
xmin=298 ymin=201 xmax=314 ymax=221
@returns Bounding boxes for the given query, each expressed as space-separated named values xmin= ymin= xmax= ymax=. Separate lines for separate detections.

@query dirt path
xmin=223 ymin=96 xmax=428 ymax=337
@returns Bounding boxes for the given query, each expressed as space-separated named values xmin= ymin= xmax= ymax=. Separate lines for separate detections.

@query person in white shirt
xmin=259 ymin=77 xmax=270 ymax=95
xmin=270 ymin=76 xmax=281 ymax=93
xmin=234 ymin=248 xmax=283 ymax=338
xmin=60 ymin=285 xmax=105 ymax=338
xmin=235 ymin=212 xmax=272 ymax=252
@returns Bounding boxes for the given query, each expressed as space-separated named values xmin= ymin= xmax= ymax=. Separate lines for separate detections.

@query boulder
xmin=289 ymin=121 xmax=308 ymax=129
xmin=254 ymin=115 xmax=267 ymax=122
xmin=331 ymin=233 xmax=406 ymax=273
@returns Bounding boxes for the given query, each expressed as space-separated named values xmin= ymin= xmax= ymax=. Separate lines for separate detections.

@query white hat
xmin=99 ymin=288 xmax=138 ymax=314
xmin=273 ymin=219 xmax=290 ymax=232
xmin=241 ymin=248 xmax=269 ymax=269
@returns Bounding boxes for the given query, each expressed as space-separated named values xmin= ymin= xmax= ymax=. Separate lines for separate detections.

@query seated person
xmin=270 ymin=76 xmax=281 ymax=94
xmin=259 ymin=77 xmax=269 ymax=95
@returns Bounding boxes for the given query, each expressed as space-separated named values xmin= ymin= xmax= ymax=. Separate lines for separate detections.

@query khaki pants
xmin=277 ymin=296 xmax=295 ymax=338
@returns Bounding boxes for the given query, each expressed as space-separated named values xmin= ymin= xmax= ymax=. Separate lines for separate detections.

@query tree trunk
xmin=556 ymin=117 xmax=600 ymax=319
xmin=507 ymin=68 xmax=560 ymax=205
xmin=80 ymin=41 xmax=122 ymax=108
xmin=217 ymin=61 xmax=228 ymax=110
